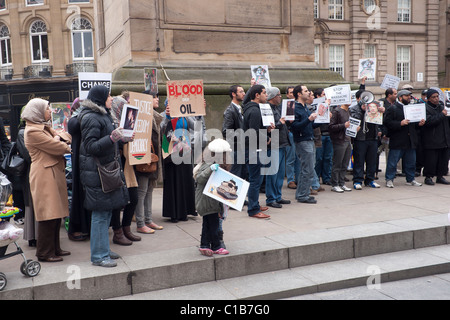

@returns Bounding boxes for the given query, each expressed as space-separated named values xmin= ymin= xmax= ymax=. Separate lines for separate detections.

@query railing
xmin=0 ymin=68 xmax=13 ymax=80
xmin=65 ymin=62 xmax=97 ymax=76
xmin=24 ymin=65 xmax=53 ymax=78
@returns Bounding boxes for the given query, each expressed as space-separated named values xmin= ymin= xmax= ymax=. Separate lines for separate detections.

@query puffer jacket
xmin=78 ymin=99 xmax=129 ymax=211
xmin=194 ymin=162 xmax=223 ymax=217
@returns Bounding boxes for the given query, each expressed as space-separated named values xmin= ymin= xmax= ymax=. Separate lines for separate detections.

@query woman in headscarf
xmin=78 ymin=85 xmax=130 ymax=267
xmin=22 ymin=98 xmax=72 ymax=262
xmin=160 ymin=99 xmax=197 ymax=222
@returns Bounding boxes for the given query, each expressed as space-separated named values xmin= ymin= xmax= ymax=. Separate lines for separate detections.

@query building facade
xmin=0 ymin=0 xmax=95 ymax=139
xmin=313 ymin=0 xmax=441 ymax=97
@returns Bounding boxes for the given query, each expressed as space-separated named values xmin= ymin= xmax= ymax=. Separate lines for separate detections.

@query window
xmin=0 ymin=25 xmax=11 ymax=66
xmin=362 ymin=0 xmax=377 ymax=14
xmin=0 ymin=0 xmax=5 ymax=10
xmin=30 ymin=20 xmax=49 ymax=63
xmin=329 ymin=0 xmax=343 ymax=20
xmin=314 ymin=0 xmax=319 ymax=19
xmin=68 ymin=0 xmax=90 ymax=3
xmin=26 ymin=0 xmax=44 ymax=6
xmin=329 ymin=45 xmax=344 ymax=77
xmin=398 ymin=0 xmax=411 ymax=23
xmin=397 ymin=46 xmax=410 ymax=81
xmin=315 ymin=45 xmax=320 ymax=65
xmin=71 ymin=18 xmax=94 ymax=60
xmin=364 ymin=44 xmax=376 ymax=59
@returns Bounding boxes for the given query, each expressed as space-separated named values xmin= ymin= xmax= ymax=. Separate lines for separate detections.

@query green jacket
xmin=195 ymin=162 xmax=223 ymax=216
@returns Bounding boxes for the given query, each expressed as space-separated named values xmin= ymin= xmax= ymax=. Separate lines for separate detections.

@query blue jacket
xmin=290 ymin=102 xmax=319 ymax=143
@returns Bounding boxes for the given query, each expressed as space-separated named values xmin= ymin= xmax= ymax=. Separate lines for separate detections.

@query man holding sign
xmin=383 ymin=90 xmax=425 ymax=188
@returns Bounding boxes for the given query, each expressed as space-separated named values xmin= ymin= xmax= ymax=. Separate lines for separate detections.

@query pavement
xmin=1 ymin=161 xmax=450 ymax=300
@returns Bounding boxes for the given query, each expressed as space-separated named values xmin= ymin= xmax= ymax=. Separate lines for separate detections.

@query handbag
xmin=135 ymin=144 xmax=159 ymax=173
xmin=1 ymin=142 xmax=25 ymax=176
xmin=94 ymin=143 xmax=124 ymax=193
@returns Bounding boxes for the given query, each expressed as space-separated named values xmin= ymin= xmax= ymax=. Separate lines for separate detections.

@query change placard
xmin=78 ymin=72 xmax=112 ymax=100
xmin=166 ymin=79 xmax=205 ymax=117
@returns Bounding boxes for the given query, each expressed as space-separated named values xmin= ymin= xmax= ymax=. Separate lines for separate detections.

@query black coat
xmin=383 ymin=102 xmax=420 ymax=149
xmin=222 ymin=102 xmax=244 ymax=150
xmin=79 ymin=99 xmax=129 ymax=212
xmin=421 ymin=102 xmax=450 ymax=149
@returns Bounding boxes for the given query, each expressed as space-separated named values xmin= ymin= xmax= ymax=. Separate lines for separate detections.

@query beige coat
xmin=24 ymin=122 xmax=72 ymax=222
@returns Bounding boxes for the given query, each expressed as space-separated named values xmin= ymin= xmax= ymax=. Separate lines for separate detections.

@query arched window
xmin=71 ymin=18 xmax=93 ymax=60
xmin=30 ymin=20 xmax=49 ymax=62
xmin=0 ymin=24 xmax=11 ymax=65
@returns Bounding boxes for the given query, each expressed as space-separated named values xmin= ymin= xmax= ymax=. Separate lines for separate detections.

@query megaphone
xmin=359 ymin=91 xmax=374 ymax=105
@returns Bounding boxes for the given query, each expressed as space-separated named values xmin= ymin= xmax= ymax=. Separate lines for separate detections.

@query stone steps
xmin=1 ymin=213 xmax=449 ymax=300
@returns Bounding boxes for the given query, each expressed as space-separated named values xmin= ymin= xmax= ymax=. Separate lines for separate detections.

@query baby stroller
xmin=0 ymin=173 xmax=40 ymax=291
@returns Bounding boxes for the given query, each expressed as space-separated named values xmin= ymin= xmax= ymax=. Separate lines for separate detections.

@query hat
xmin=266 ymin=87 xmax=280 ymax=101
xmin=427 ymin=89 xmax=439 ymax=99
xmin=397 ymin=90 xmax=412 ymax=98
xmin=207 ymin=138 xmax=232 ymax=153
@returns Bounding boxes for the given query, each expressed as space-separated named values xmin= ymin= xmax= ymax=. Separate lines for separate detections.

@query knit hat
xmin=207 ymin=138 xmax=232 ymax=153
xmin=426 ymin=89 xmax=439 ymax=100
xmin=266 ymin=87 xmax=280 ymax=101
xmin=397 ymin=90 xmax=412 ymax=98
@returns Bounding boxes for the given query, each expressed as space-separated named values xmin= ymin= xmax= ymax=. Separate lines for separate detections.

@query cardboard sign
xmin=127 ymin=92 xmax=154 ymax=165
xmin=78 ymin=72 xmax=112 ymax=100
xmin=324 ymin=84 xmax=352 ymax=106
xmin=380 ymin=74 xmax=401 ymax=90
xmin=166 ymin=79 xmax=205 ymax=117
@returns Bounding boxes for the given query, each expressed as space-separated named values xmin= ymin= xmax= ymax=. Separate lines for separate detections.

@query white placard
xmin=78 ymin=72 xmax=112 ymax=100
xmin=259 ymin=103 xmax=275 ymax=127
xmin=311 ymin=97 xmax=330 ymax=124
xmin=203 ymin=167 xmax=250 ymax=212
xmin=358 ymin=58 xmax=377 ymax=80
xmin=119 ymin=104 xmax=139 ymax=137
xmin=403 ymin=103 xmax=426 ymax=123
xmin=445 ymin=91 xmax=450 ymax=116
xmin=251 ymin=65 xmax=271 ymax=88
xmin=324 ymin=85 xmax=352 ymax=106
xmin=346 ymin=117 xmax=361 ymax=138
xmin=281 ymin=99 xmax=295 ymax=121
xmin=380 ymin=74 xmax=401 ymax=90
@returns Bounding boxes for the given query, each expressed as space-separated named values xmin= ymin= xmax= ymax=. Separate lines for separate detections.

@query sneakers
xmin=340 ymin=185 xmax=352 ymax=192
xmin=406 ymin=180 xmax=422 ymax=187
xmin=365 ymin=181 xmax=380 ymax=188
xmin=353 ymin=183 xmax=362 ymax=190
xmin=92 ymin=258 xmax=117 ymax=267
xmin=386 ymin=180 xmax=394 ymax=188
xmin=331 ymin=186 xmax=344 ymax=193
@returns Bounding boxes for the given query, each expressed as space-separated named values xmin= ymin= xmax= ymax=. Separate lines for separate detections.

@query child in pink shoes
xmin=194 ymin=139 xmax=232 ymax=257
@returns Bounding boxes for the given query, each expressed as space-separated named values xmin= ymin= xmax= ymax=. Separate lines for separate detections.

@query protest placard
xmin=380 ymin=74 xmax=401 ymax=90
xmin=120 ymin=104 xmax=139 ymax=137
xmin=346 ymin=117 xmax=361 ymax=138
xmin=251 ymin=65 xmax=271 ymax=88
xmin=50 ymin=103 xmax=71 ymax=132
xmin=78 ymin=72 xmax=112 ymax=100
xmin=144 ymin=68 xmax=158 ymax=95
xmin=445 ymin=91 xmax=450 ymax=116
xmin=259 ymin=103 xmax=275 ymax=126
xmin=324 ymin=84 xmax=352 ymax=106
xmin=281 ymin=99 xmax=295 ymax=121
xmin=166 ymin=79 xmax=205 ymax=117
xmin=127 ymin=92 xmax=154 ymax=165
xmin=365 ymin=101 xmax=384 ymax=125
xmin=403 ymin=103 xmax=426 ymax=123
xmin=358 ymin=58 xmax=376 ymax=80
xmin=203 ymin=167 xmax=250 ymax=212
xmin=312 ymin=97 xmax=330 ymax=124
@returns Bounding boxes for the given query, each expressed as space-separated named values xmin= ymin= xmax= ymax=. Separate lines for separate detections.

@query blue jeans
xmin=246 ymin=151 xmax=264 ymax=216
xmin=385 ymin=148 xmax=416 ymax=182
xmin=295 ymin=140 xmax=316 ymax=201
xmin=286 ymin=132 xmax=300 ymax=184
xmin=315 ymin=135 xmax=333 ymax=183
xmin=90 ymin=210 xmax=112 ymax=263
xmin=266 ymin=147 xmax=286 ymax=204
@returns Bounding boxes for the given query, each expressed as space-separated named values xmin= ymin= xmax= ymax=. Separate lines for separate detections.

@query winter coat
xmin=24 ymin=122 xmax=71 ymax=221
xmin=78 ymin=99 xmax=129 ymax=211
xmin=243 ymin=101 xmax=268 ymax=150
xmin=290 ymin=101 xmax=319 ymax=143
xmin=421 ymin=102 xmax=450 ymax=149
xmin=194 ymin=162 xmax=223 ymax=216
xmin=383 ymin=101 xmax=420 ymax=150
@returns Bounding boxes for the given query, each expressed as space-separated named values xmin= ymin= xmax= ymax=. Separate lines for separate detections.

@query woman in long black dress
xmin=160 ymin=99 xmax=197 ymax=222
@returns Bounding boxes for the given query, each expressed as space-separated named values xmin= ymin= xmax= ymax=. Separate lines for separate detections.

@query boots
xmin=123 ymin=226 xmax=141 ymax=242
xmin=113 ymin=227 xmax=132 ymax=246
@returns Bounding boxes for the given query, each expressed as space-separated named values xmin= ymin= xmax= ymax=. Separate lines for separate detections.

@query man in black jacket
xmin=222 ymin=85 xmax=247 ymax=180
xmin=383 ymin=90 xmax=425 ymax=188
xmin=421 ymin=89 xmax=450 ymax=185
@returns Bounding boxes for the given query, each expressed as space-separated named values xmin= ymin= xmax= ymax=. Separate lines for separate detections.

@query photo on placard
xmin=251 ymin=65 xmax=271 ymax=88
xmin=120 ymin=104 xmax=139 ymax=137
xmin=358 ymin=58 xmax=376 ymax=81
xmin=281 ymin=99 xmax=295 ymax=121
xmin=144 ymin=68 xmax=158 ymax=95
xmin=365 ymin=101 xmax=383 ymax=125
xmin=50 ymin=103 xmax=71 ymax=132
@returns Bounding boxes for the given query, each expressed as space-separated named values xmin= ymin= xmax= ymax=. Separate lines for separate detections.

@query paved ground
xmin=2 ymin=164 xmax=450 ymax=278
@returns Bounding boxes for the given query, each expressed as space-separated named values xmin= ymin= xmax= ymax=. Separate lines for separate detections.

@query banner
xmin=78 ymin=72 xmax=112 ymax=100
xmin=166 ymin=79 xmax=205 ymax=117
xmin=127 ymin=92 xmax=154 ymax=165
